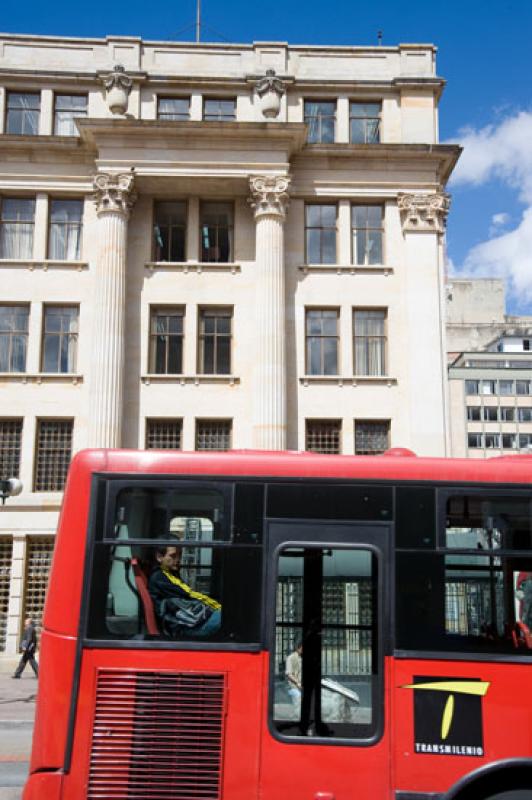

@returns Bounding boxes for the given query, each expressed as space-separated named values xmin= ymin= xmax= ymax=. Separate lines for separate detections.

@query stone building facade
xmin=0 ymin=33 xmax=459 ymax=652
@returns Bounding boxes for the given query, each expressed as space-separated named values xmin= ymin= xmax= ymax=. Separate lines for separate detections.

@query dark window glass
xmin=200 ymin=202 xmax=233 ymax=263
xmin=54 ymin=95 xmax=87 ymax=136
xmin=468 ymin=433 xmax=482 ymax=448
xmin=305 ymin=205 xmax=336 ymax=264
xmin=198 ymin=308 xmax=232 ymax=374
xmin=273 ymin=546 xmax=378 ymax=740
xmin=0 ymin=305 xmax=29 ymax=372
xmin=304 ymin=101 xmax=336 ymax=144
xmin=466 ymin=406 xmax=481 ymax=421
xmin=305 ymin=309 xmax=338 ymax=375
xmin=153 ymin=201 xmax=186 ymax=262
xmin=483 ymin=406 xmax=498 ymax=422
xmin=157 ymin=97 xmax=190 ymax=121
xmin=267 ymin=483 xmax=393 ymax=522
xmin=6 ymin=92 xmax=40 ymax=135
xmin=149 ymin=308 xmax=184 ymax=374
xmin=502 ymin=434 xmax=517 ymax=450
xmin=396 ymin=487 xmax=435 ymax=549
xmin=233 ymin=483 xmax=264 ymax=543
xmin=204 ymin=98 xmax=236 ymax=121
xmin=445 ymin=494 xmax=532 ymax=550
xmin=48 ymin=199 xmax=83 ymax=260
xmin=41 ymin=306 xmax=78 ymax=373
xmin=517 ymin=380 xmax=531 ymax=396
xmin=349 ymin=102 xmax=380 ymax=144
xmin=518 ymin=407 xmax=532 ymax=422
xmin=0 ymin=198 xmax=35 ymax=260
xmin=351 ymin=206 xmax=383 ymax=265
xmin=465 ymin=380 xmax=479 ymax=396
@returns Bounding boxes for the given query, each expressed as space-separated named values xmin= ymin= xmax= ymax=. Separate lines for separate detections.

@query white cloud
xmin=448 ymin=110 xmax=532 ymax=307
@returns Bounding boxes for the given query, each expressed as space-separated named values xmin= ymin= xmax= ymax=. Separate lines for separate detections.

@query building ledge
xmin=298 ymin=263 xmax=393 ymax=276
xmin=300 ymin=375 xmax=397 ymax=387
xmin=141 ymin=374 xmax=240 ymax=386
xmin=0 ymin=372 xmax=83 ymax=384
xmin=0 ymin=259 xmax=88 ymax=271
xmin=146 ymin=261 xmax=241 ymax=274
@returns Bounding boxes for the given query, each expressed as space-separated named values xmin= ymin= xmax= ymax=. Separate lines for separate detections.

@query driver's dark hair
xmin=153 ymin=534 xmax=182 ymax=560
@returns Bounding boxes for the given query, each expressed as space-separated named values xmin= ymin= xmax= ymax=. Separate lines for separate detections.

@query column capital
xmin=92 ymin=171 xmax=137 ymax=218
xmin=249 ymin=174 xmax=290 ymax=220
xmin=398 ymin=191 xmax=450 ymax=234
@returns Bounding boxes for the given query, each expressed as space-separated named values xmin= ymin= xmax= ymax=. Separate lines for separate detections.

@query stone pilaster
xmin=88 ymin=172 xmax=136 ymax=448
xmin=397 ymin=191 xmax=450 ymax=234
xmin=249 ymin=175 xmax=290 ymax=450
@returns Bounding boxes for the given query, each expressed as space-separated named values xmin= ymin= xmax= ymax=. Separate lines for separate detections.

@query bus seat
xmin=131 ymin=558 xmax=160 ymax=636
xmin=108 ymin=526 xmax=139 ymax=617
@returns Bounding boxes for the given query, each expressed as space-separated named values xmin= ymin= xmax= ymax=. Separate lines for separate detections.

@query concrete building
xmin=0 ymin=32 xmax=459 ymax=653
xmin=447 ymin=278 xmax=532 ymax=458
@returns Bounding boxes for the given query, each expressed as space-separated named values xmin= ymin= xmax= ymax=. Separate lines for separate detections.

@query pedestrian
xmin=12 ymin=618 xmax=38 ymax=679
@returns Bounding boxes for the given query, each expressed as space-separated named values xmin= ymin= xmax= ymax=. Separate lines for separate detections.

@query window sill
xmin=0 ymin=259 xmax=88 ymax=271
xmin=146 ymin=261 xmax=241 ymax=274
xmin=300 ymin=375 xmax=397 ymax=387
xmin=0 ymin=373 xmax=83 ymax=384
xmin=298 ymin=264 xmax=393 ymax=276
xmin=141 ymin=374 xmax=240 ymax=386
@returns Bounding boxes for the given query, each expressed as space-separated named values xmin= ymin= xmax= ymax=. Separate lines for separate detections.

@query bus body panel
xmin=394 ymin=658 xmax=532 ymax=794
xmin=23 ymin=771 xmax=63 ymax=800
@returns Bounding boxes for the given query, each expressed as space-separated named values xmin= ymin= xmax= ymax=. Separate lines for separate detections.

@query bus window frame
xmin=265 ymin=518 xmax=390 ymax=748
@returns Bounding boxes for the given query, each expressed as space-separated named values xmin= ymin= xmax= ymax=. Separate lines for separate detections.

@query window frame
xmin=148 ymin=306 xmax=185 ymax=375
xmin=199 ymin=201 xmax=234 ymax=263
xmin=305 ymin=203 xmax=337 ymax=265
xmin=352 ymin=308 xmax=387 ymax=376
xmin=0 ymin=197 xmax=36 ymax=260
xmin=6 ymin=91 xmax=40 ymax=136
xmin=349 ymin=101 xmax=381 ymax=144
xmin=197 ymin=306 xmax=233 ymax=375
xmin=303 ymin=99 xmax=337 ymax=144
xmin=41 ymin=304 xmax=79 ymax=374
xmin=354 ymin=420 xmax=390 ymax=455
xmin=53 ymin=94 xmax=88 ymax=136
xmin=305 ymin=419 xmax=342 ymax=455
xmin=351 ymin=205 xmax=384 ymax=266
xmin=33 ymin=417 xmax=73 ymax=492
xmin=157 ymin=96 xmax=190 ymax=121
xmin=195 ymin=418 xmax=233 ymax=451
xmin=305 ymin=308 xmax=339 ymax=376
xmin=203 ymin=97 xmax=237 ymax=122
xmin=0 ymin=304 xmax=29 ymax=373
xmin=0 ymin=418 xmax=23 ymax=479
xmin=47 ymin=198 xmax=83 ymax=261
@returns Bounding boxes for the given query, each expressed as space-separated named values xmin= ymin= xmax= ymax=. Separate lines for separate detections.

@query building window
xmin=304 ymin=101 xmax=336 ymax=144
xmin=480 ymin=380 xmax=496 ymax=396
xmin=41 ymin=306 xmax=79 ymax=373
xmin=466 ymin=406 xmax=481 ymax=421
xmin=502 ymin=434 xmax=517 ymax=450
xmin=34 ymin=419 xmax=73 ymax=491
xmin=53 ymin=95 xmax=87 ymax=136
xmin=518 ymin=408 xmax=532 ymax=423
xmin=48 ymin=199 xmax=83 ymax=260
xmin=6 ymin=92 xmax=40 ymax=135
xmin=203 ymin=98 xmax=236 ymax=121
xmin=353 ymin=309 xmax=386 ymax=376
xmin=0 ymin=419 xmax=23 ymax=479
xmin=200 ymin=202 xmax=233 ymax=263
xmin=501 ymin=406 xmax=515 ymax=422
xmin=467 ymin=433 xmax=483 ymax=449
xmin=0 ymin=198 xmax=35 ymax=260
xmin=485 ymin=433 xmax=501 ymax=449
xmin=196 ymin=419 xmax=232 ymax=451
xmin=305 ymin=204 xmax=336 ymax=264
xmin=149 ymin=308 xmax=184 ymax=374
xmin=157 ymin=97 xmax=190 ymax=121
xmin=516 ymin=380 xmax=531 ymax=396
xmin=305 ymin=309 xmax=339 ymax=375
xmin=465 ymin=380 xmax=479 ymax=395
xmin=153 ymin=201 xmax=187 ymax=262
xmin=354 ymin=420 xmax=390 ymax=455
xmin=499 ymin=380 xmax=514 ymax=395
xmin=351 ymin=205 xmax=384 ymax=265
xmin=349 ymin=102 xmax=380 ymax=144
xmin=483 ymin=406 xmax=498 ymax=422
xmin=0 ymin=305 xmax=29 ymax=372
xmin=305 ymin=420 xmax=341 ymax=454
xmin=198 ymin=308 xmax=232 ymax=374
xmin=519 ymin=434 xmax=532 ymax=450
xmin=146 ymin=419 xmax=183 ymax=449
xmin=22 ymin=537 xmax=54 ymax=635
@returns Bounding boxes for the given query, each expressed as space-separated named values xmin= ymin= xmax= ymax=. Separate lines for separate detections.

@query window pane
xmin=321 ymin=230 xmax=336 ymax=263
xmin=306 ymin=229 xmax=321 ymax=263
xmin=273 ymin=546 xmax=377 ymax=740
xmin=323 ymin=338 xmax=338 ymax=374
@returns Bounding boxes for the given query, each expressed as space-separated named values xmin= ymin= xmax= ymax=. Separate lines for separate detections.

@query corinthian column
xmin=249 ymin=175 xmax=290 ymax=450
xmin=88 ymin=172 xmax=136 ymax=448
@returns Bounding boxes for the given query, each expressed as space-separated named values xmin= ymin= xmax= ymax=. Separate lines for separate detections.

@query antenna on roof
xmin=377 ymin=30 xmax=383 ymax=46
xmin=196 ymin=0 xmax=201 ymax=42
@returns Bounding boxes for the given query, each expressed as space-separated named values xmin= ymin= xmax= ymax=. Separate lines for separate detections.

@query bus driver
xmin=148 ymin=541 xmax=221 ymax=638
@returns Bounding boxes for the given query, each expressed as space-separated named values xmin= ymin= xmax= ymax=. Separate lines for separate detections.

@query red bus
xmin=23 ymin=448 xmax=532 ymax=800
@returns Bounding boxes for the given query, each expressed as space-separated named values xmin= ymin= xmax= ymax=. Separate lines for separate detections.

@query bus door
xmin=260 ymin=521 xmax=391 ymax=800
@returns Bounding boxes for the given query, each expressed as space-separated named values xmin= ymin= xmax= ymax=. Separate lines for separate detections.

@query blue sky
xmin=4 ymin=0 xmax=532 ymax=313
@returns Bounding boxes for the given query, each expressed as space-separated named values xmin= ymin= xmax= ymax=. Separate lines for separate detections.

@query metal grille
xmin=34 ymin=419 xmax=73 ymax=491
xmin=23 ymin=537 xmax=54 ymax=632
xmin=305 ymin=420 xmax=341 ymax=455
xmin=196 ymin=420 xmax=232 ymax=451
xmin=0 ymin=538 xmax=13 ymax=651
xmin=88 ymin=670 xmax=226 ymax=800
xmin=354 ymin=420 xmax=389 ymax=455
xmin=146 ymin=419 xmax=183 ymax=450
xmin=0 ymin=419 xmax=22 ymax=478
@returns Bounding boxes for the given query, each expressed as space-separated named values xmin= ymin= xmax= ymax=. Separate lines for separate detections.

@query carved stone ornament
xmin=92 ymin=172 xmax=137 ymax=218
xmin=101 ymin=64 xmax=133 ymax=116
xmin=249 ymin=175 xmax=291 ymax=219
xmin=397 ymin=192 xmax=451 ymax=234
xmin=255 ymin=69 xmax=286 ymax=119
